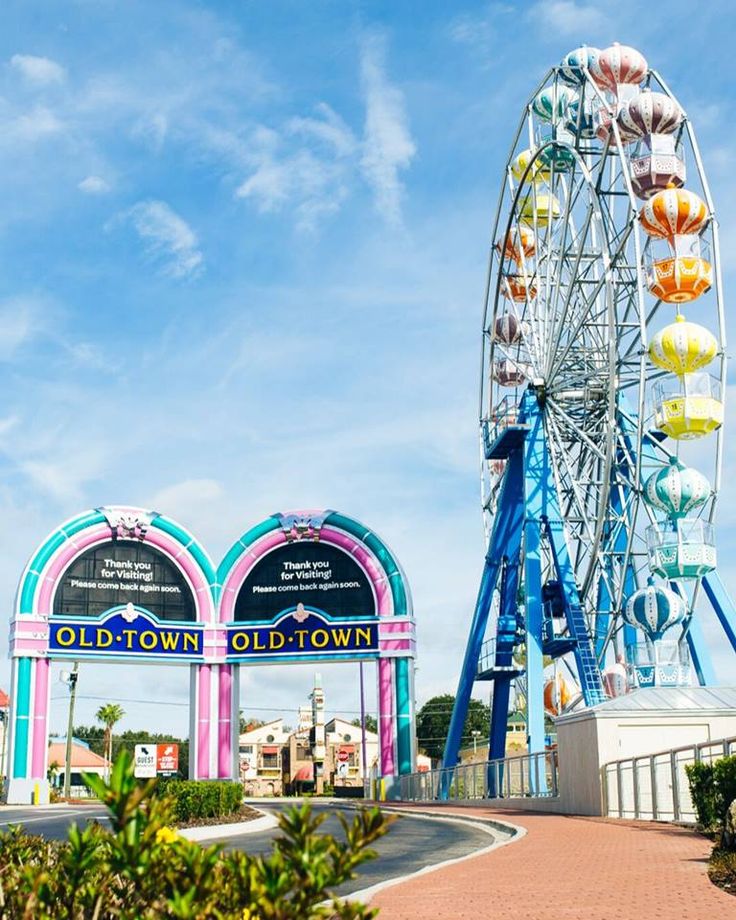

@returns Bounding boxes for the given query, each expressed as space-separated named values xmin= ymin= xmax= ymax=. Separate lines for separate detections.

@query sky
xmin=1 ymin=0 xmax=736 ymax=744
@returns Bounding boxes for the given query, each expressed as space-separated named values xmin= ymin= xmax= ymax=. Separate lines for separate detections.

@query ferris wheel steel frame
xmin=443 ymin=48 xmax=736 ymax=781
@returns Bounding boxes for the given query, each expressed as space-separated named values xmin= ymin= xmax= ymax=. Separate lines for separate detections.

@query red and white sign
xmin=156 ymin=743 xmax=179 ymax=774
xmin=337 ymin=749 xmax=350 ymax=764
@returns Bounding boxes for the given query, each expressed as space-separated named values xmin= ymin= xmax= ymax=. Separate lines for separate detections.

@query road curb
xmin=341 ymin=806 xmax=526 ymax=906
xmin=179 ymin=808 xmax=279 ymax=841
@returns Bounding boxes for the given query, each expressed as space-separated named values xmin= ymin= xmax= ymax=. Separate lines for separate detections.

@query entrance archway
xmin=5 ymin=506 xmax=416 ymax=803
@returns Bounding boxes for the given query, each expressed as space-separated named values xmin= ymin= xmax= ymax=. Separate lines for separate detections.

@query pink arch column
xmin=5 ymin=655 xmax=52 ymax=804
xmin=190 ymin=660 xmax=239 ymax=781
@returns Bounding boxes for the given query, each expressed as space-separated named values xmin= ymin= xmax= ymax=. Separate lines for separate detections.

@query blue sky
xmin=1 ymin=0 xmax=735 ymax=741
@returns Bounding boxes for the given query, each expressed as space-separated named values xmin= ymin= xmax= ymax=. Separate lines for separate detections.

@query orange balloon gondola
xmin=502 ymin=275 xmax=537 ymax=302
xmin=639 ymin=189 xmax=709 ymax=240
xmin=648 ymin=257 xmax=712 ymax=303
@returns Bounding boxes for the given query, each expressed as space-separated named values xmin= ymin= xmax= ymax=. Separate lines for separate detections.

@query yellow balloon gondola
xmin=511 ymin=148 xmax=550 ymax=185
xmin=648 ymin=314 xmax=718 ymax=375
xmin=653 ymin=373 xmax=723 ymax=440
xmin=519 ymin=191 xmax=561 ymax=225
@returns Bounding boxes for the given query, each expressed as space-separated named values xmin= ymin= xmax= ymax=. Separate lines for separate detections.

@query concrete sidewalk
xmin=370 ymin=805 xmax=734 ymax=919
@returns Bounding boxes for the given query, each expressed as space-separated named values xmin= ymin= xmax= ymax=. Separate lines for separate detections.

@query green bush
xmin=0 ymin=751 xmax=392 ymax=919
xmin=686 ymin=755 xmax=736 ymax=832
xmin=157 ymin=777 xmax=243 ymax=824
xmin=714 ymin=756 xmax=736 ymax=828
xmin=686 ymin=760 xmax=717 ymax=830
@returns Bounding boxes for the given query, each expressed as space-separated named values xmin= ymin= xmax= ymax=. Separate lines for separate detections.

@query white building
xmin=238 ymin=718 xmax=291 ymax=796
xmin=325 ymin=717 xmax=378 ymax=787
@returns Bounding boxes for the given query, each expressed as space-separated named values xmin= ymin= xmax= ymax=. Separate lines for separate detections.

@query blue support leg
xmin=442 ymin=444 xmax=525 ymax=781
xmin=702 ymin=571 xmax=736 ymax=656
xmin=487 ymin=558 xmax=521 ymax=796
xmin=522 ymin=402 xmax=551 ymax=768
xmin=525 ymin=514 xmax=547 ymax=758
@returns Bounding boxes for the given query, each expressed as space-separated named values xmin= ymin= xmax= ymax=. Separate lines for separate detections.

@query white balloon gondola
xmin=643 ymin=457 xmax=710 ymax=518
xmin=624 ymin=580 xmax=689 ymax=688
xmin=492 ymin=359 xmax=530 ymax=387
xmin=558 ymin=45 xmax=601 ymax=86
xmin=618 ymin=90 xmax=685 ymax=199
xmin=591 ymin=43 xmax=648 ymax=143
xmin=494 ymin=313 xmax=528 ymax=345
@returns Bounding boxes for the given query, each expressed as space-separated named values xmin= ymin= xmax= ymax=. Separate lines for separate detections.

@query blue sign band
xmin=50 ymin=610 xmax=202 ymax=659
xmin=226 ymin=610 xmax=378 ymax=660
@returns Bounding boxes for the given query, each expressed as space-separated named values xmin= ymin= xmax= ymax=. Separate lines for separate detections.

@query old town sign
xmin=24 ymin=508 xmax=395 ymax=665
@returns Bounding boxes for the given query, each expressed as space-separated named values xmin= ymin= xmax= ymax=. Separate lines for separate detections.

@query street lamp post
xmin=472 ymin=729 xmax=481 ymax=755
xmin=359 ymin=661 xmax=368 ymax=794
xmin=62 ymin=663 xmax=79 ymax=799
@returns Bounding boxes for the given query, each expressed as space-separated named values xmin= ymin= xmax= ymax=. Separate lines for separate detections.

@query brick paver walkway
xmin=370 ymin=805 xmax=734 ymax=919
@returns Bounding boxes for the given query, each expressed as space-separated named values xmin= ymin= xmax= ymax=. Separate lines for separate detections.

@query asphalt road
xmin=222 ymin=802 xmax=501 ymax=895
xmin=0 ymin=801 xmax=502 ymax=896
xmin=0 ymin=803 xmax=110 ymax=840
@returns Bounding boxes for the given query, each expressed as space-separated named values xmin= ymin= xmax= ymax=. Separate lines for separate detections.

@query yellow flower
xmin=155 ymin=826 xmax=179 ymax=845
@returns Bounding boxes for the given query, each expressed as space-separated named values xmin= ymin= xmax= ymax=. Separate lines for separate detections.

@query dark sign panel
xmin=226 ymin=610 xmax=378 ymax=660
xmin=53 ymin=542 xmax=196 ymax=622
xmin=49 ymin=610 xmax=202 ymax=658
xmin=234 ymin=542 xmax=376 ymax=622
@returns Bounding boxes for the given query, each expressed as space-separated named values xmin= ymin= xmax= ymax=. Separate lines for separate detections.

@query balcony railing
xmin=399 ymin=750 xmax=558 ymax=802
xmin=602 ymin=735 xmax=736 ymax=822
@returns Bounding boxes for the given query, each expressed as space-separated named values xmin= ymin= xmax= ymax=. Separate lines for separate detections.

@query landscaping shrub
xmin=685 ymin=760 xmax=718 ymax=831
xmin=714 ymin=755 xmax=736 ymax=831
xmin=156 ymin=777 xmax=243 ymax=823
xmin=687 ymin=755 xmax=736 ymax=834
xmin=708 ymin=848 xmax=736 ymax=896
xmin=0 ymin=751 xmax=392 ymax=919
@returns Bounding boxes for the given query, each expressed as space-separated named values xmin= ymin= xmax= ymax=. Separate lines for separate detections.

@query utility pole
xmin=0 ymin=706 xmax=7 ymax=792
xmin=359 ymin=661 xmax=368 ymax=793
xmin=63 ymin=662 xmax=79 ymax=799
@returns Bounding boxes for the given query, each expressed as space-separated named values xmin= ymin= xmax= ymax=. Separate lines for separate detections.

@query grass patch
xmin=709 ymin=848 xmax=736 ymax=897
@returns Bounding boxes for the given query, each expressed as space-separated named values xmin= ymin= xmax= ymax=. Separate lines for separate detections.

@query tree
xmin=351 ymin=716 xmax=378 ymax=734
xmin=415 ymin=693 xmax=491 ymax=762
xmin=95 ymin=703 xmax=125 ymax=777
xmin=239 ymin=714 xmax=265 ymax=734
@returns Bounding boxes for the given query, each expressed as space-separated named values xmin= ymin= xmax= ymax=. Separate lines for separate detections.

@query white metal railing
xmin=400 ymin=750 xmax=558 ymax=802
xmin=602 ymin=734 xmax=736 ymax=822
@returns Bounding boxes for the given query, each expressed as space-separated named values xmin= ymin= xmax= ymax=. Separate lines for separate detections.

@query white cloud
xmin=359 ymin=34 xmax=416 ymax=226
xmin=78 ymin=175 xmax=110 ymax=194
xmin=131 ymin=111 xmax=169 ymax=152
xmin=149 ymin=478 xmax=224 ymax=521
xmin=287 ymin=103 xmax=356 ymax=157
xmin=10 ymin=106 xmax=64 ymax=141
xmin=236 ymin=136 xmax=348 ymax=232
xmin=0 ymin=297 xmax=45 ymax=359
xmin=10 ymin=54 xmax=66 ymax=85
xmin=124 ymin=200 xmax=203 ymax=278
xmin=0 ymin=416 xmax=19 ymax=440
xmin=528 ymin=0 xmax=608 ymax=36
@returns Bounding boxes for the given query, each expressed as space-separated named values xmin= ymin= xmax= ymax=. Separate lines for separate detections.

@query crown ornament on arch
xmin=278 ymin=510 xmax=331 ymax=542
xmin=99 ymin=506 xmax=155 ymax=540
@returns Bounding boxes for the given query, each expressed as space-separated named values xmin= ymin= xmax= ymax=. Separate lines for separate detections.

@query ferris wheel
xmin=444 ymin=42 xmax=736 ymax=770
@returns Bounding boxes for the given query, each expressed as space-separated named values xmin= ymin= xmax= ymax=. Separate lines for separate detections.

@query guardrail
xmin=400 ymin=750 xmax=558 ymax=802
xmin=602 ymin=734 xmax=736 ymax=822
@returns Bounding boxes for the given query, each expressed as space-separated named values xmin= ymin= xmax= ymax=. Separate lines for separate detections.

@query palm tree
xmin=96 ymin=703 xmax=125 ymax=778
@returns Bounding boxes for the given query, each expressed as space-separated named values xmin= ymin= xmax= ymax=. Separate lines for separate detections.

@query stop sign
xmin=338 ymin=749 xmax=350 ymax=763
